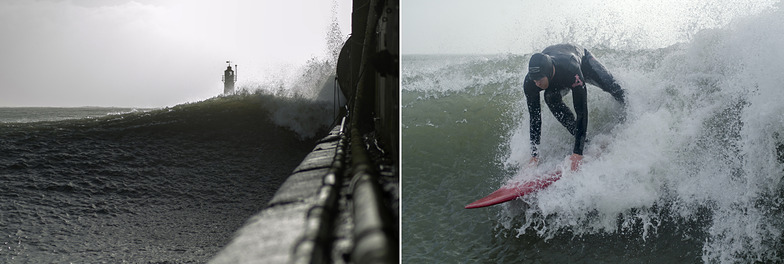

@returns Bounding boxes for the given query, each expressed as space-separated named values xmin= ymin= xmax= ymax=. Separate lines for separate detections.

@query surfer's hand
xmin=527 ymin=157 xmax=539 ymax=168
xmin=569 ymin=153 xmax=583 ymax=171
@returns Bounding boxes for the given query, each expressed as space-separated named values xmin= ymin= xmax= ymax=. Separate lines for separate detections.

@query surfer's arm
xmin=571 ymin=74 xmax=588 ymax=156
xmin=569 ymin=78 xmax=587 ymax=171
xmin=524 ymin=78 xmax=542 ymax=157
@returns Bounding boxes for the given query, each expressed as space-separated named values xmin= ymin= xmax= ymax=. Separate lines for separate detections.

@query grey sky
xmin=402 ymin=0 xmax=779 ymax=55
xmin=0 ymin=0 xmax=351 ymax=107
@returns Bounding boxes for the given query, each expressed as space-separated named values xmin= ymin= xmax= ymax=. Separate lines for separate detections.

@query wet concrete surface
xmin=210 ymin=124 xmax=398 ymax=264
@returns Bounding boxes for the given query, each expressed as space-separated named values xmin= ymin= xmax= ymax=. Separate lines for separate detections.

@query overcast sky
xmin=402 ymin=0 xmax=779 ymax=55
xmin=0 ymin=0 xmax=351 ymax=107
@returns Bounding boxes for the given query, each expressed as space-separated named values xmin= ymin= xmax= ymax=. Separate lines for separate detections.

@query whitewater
xmin=402 ymin=3 xmax=784 ymax=263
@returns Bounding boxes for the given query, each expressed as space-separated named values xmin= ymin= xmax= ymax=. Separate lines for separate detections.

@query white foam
xmin=499 ymin=5 xmax=784 ymax=262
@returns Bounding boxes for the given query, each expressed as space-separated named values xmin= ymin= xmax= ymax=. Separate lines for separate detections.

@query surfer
xmin=524 ymin=44 xmax=626 ymax=171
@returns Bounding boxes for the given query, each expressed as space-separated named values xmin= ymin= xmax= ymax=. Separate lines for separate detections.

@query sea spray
xmin=496 ymin=6 xmax=784 ymax=262
xmin=510 ymin=0 xmax=779 ymax=53
xmin=228 ymin=29 xmax=347 ymax=140
xmin=254 ymin=92 xmax=335 ymax=140
xmin=232 ymin=39 xmax=346 ymax=138
xmin=237 ymin=0 xmax=346 ymax=105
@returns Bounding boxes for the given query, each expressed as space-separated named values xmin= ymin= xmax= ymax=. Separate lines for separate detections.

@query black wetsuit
xmin=524 ymin=44 xmax=625 ymax=157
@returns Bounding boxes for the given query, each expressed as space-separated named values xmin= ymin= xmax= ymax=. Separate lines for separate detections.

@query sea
xmin=402 ymin=4 xmax=784 ymax=264
xmin=0 ymin=92 xmax=337 ymax=263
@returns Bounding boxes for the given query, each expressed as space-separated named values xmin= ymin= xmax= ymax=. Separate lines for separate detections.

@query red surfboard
xmin=465 ymin=170 xmax=563 ymax=209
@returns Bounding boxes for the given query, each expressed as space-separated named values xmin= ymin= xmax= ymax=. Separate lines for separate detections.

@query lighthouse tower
xmin=222 ymin=61 xmax=237 ymax=94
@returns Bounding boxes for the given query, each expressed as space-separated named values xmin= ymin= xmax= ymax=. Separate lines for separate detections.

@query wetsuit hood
xmin=528 ymin=53 xmax=553 ymax=81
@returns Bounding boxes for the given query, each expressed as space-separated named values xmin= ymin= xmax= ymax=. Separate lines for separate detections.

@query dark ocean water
xmin=0 ymin=94 xmax=328 ymax=263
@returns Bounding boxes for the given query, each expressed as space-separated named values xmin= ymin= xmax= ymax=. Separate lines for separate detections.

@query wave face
xmin=402 ymin=6 xmax=784 ymax=263
xmin=0 ymin=93 xmax=329 ymax=263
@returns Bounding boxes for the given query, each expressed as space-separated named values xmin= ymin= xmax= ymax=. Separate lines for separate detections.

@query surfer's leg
xmin=544 ymin=88 xmax=577 ymax=135
xmin=582 ymin=49 xmax=625 ymax=105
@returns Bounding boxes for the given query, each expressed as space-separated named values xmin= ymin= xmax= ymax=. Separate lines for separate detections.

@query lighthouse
xmin=222 ymin=61 xmax=237 ymax=94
